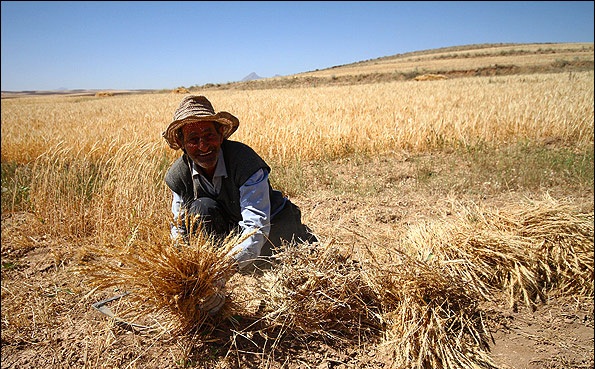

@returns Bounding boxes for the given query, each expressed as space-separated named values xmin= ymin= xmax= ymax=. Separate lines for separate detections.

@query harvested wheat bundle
xmin=257 ymin=241 xmax=495 ymax=369
xmin=172 ymin=87 xmax=190 ymax=94
xmin=400 ymin=195 xmax=594 ymax=309
xmin=78 ymin=218 xmax=240 ymax=333
xmin=414 ymin=73 xmax=448 ymax=81
xmin=365 ymin=249 xmax=496 ymax=369
xmin=412 ymin=221 xmax=545 ymax=309
xmin=495 ymin=194 xmax=594 ymax=298
xmin=258 ymin=241 xmax=383 ymax=342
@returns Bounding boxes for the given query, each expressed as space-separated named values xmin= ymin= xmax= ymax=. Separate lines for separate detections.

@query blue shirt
xmin=170 ymin=150 xmax=271 ymax=270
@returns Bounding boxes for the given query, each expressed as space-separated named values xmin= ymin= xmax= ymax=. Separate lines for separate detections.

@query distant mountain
xmin=241 ymin=72 xmax=263 ymax=82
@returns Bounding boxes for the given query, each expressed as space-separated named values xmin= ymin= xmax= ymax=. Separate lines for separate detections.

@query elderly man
xmin=162 ymin=95 xmax=316 ymax=314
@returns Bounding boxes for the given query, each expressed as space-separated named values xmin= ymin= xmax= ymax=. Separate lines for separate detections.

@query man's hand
xmin=197 ymin=276 xmax=228 ymax=316
xmin=196 ymin=259 xmax=238 ymax=316
xmin=197 ymin=291 xmax=226 ymax=316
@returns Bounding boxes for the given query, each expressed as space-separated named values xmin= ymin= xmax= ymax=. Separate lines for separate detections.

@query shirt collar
xmin=190 ymin=149 xmax=228 ymax=179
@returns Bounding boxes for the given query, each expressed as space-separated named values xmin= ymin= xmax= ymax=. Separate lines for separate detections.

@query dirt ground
xmin=488 ymin=297 xmax=594 ymax=369
xmin=1 ymin=152 xmax=593 ymax=368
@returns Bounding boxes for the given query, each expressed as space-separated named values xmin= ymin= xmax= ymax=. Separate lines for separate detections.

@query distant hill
xmin=241 ymin=72 xmax=263 ymax=82
xmin=3 ymin=42 xmax=592 ymax=97
xmin=220 ymin=42 xmax=593 ymax=90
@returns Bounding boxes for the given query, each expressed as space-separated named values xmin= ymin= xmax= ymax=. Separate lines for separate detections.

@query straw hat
xmin=162 ymin=95 xmax=239 ymax=150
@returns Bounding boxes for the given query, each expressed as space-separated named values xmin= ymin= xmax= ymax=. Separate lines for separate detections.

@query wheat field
xmin=3 ymin=71 xmax=594 ymax=162
xmin=2 ymin=72 xmax=592 ymax=238
xmin=1 ymin=65 xmax=594 ymax=368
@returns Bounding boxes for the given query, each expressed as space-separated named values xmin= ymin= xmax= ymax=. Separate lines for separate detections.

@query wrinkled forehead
xmin=181 ymin=120 xmax=219 ymax=134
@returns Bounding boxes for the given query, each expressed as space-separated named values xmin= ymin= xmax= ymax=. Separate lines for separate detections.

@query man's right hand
xmin=197 ymin=291 xmax=226 ymax=316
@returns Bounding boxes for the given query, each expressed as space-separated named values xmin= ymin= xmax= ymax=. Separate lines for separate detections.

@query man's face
xmin=180 ymin=121 xmax=224 ymax=175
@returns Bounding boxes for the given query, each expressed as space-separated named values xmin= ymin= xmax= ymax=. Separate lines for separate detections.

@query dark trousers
xmin=261 ymin=199 xmax=317 ymax=256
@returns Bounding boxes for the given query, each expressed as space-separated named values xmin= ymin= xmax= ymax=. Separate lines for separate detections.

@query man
xmin=162 ymin=95 xmax=316 ymax=314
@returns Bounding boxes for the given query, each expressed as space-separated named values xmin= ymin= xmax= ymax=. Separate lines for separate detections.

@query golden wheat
xmin=399 ymin=194 xmax=594 ymax=309
xmin=2 ymin=72 xmax=592 ymax=166
xmin=1 ymin=67 xmax=593 ymax=368
xmin=297 ymin=42 xmax=593 ymax=79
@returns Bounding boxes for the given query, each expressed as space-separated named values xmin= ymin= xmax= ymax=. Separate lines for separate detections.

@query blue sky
xmin=1 ymin=1 xmax=593 ymax=91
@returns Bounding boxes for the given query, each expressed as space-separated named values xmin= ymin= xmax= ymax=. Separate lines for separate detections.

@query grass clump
xmin=1 ymin=162 xmax=32 ymax=213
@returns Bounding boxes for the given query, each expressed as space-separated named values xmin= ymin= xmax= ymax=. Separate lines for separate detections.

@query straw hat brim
xmin=162 ymin=112 xmax=239 ymax=150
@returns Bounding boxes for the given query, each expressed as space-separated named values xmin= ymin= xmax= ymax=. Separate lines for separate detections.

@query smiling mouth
xmin=198 ymin=150 xmax=214 ymax=157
